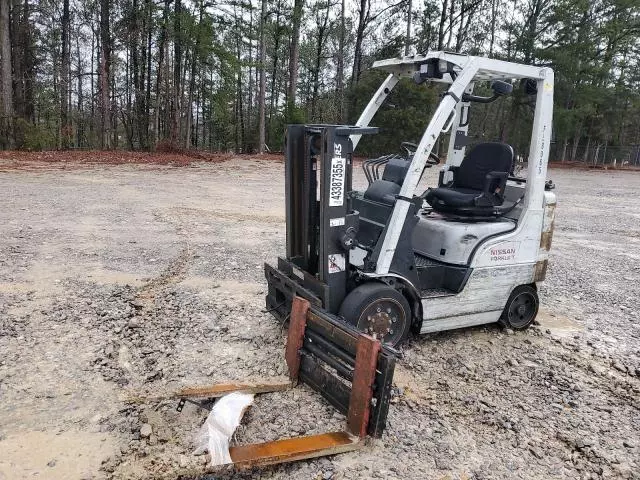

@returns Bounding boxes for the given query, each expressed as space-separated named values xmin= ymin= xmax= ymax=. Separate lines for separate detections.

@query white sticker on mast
xmin=329 ymin=143 xmax=346 ymax=207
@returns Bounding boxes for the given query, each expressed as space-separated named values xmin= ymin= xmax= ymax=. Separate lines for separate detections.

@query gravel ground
xmin=0 ymin=158 xmax=639 ymax=480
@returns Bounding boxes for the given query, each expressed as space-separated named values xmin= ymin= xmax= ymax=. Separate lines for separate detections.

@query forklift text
xmin=490 ymin=247 xmax=516 ymax=261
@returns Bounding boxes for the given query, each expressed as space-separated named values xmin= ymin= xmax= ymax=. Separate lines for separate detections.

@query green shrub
xmin=14 ymin=118 xmax=57 ymax=151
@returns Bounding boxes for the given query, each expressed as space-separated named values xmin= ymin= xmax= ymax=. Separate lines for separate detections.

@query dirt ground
xmin=0 ymin=155 xmax=639 ymax=480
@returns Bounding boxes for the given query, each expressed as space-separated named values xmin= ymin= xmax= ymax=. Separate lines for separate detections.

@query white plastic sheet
xmin=193 ymin=391 xmax=254 ymax=466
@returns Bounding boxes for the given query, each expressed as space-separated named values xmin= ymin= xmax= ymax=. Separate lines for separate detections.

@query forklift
xmin=265 ymin=52 xmax=557 ymax=347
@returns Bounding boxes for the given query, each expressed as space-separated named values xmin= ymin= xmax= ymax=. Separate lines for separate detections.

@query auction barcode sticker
xmin=329 ymin=157 xmax=346 ymax=207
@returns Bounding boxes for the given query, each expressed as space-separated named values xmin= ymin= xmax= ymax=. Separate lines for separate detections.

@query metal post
xmin=319 ymin=128 xmax=354 ymax=313
xmin=523 ymin=68 xmax=554 ymax=210
xmin=351 ymin=74 xmax=399 ymax=150
xmin=445 ymin=82 xmax=474 ymax=168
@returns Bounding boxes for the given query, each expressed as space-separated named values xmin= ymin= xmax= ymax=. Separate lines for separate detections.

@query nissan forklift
xmin=265 ymin=52 xmax=557 ymax=347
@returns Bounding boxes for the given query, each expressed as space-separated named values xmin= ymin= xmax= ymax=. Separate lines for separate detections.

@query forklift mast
xmin=271 ymin=125 xmax=376 ymax=314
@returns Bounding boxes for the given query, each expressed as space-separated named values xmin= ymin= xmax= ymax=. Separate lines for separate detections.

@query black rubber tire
xmin=338 ymin=282 xmax=411 ymax=347
xmin=499 ymin=284 xmax=539 ymax=330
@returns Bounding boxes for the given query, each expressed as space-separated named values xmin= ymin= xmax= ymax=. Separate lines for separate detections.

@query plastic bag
xmin=193 ymin=391 xmax=254 ymax=466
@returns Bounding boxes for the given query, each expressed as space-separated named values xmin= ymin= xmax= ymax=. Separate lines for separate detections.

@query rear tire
xmin=499 ymin=284 xmax=539 ymax=330
xmin=339 ymin=282 xmax=411 ymax=347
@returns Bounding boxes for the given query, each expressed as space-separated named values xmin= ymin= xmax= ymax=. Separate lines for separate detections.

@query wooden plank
xmin=125 ymin=380 xmax=291 ymax=404
xmin=230 ymin=431 xmax=361 ymax=468
xmin=173 ymin=381 xmax=291 ymax=399
xmin=347 ymin=334 xmax=381 ymax=438
xmin=285 ymin=296 xmax=310 ymax=383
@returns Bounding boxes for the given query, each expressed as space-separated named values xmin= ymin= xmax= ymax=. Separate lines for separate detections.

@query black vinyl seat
xmin=364 ymin=179 xmax=400 ymax=205
xmin=424 ymin=142 xmax=514 ymax=216
xmin=363 ymin=156 xmax=411 ymax=205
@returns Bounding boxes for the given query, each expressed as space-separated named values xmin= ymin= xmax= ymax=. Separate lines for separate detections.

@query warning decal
xmin=328 ymin=254 xmax=345 ymax=274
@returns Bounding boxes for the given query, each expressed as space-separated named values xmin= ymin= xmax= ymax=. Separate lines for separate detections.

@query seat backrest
xmin=363 ymin=179 xmax=400 ymax=205
xmin=453 ymin=142 xmax=514 ymax=191
xmin=381 ymin=156 xmax=411 ymax=185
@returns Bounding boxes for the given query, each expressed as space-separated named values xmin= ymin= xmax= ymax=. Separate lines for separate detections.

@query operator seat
xmin=363 ymin=156 xmax=410 ymax=205
xmin=424 ymin=142 xmax=514 ymax=216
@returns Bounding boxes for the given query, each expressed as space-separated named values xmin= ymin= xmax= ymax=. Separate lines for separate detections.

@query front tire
xmin=338 ymin=282 xmax=411 ymax=347
xmin=499 ymin=284 xmax=539 ymax=330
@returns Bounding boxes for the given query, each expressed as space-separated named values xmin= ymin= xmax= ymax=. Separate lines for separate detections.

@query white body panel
xmin=472 ymin=210 xmax=544 ymax=267
xmin=420 ymin=311 xmax=503 ymax=334
xmin=420 ymin=263 xmax=536 ymax=332
xmin=413 ymin=215 xmax=515 ymax=266
xmin=417 ymin=191 xmax=556 ymax=332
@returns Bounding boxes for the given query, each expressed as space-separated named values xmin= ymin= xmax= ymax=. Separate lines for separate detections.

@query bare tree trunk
xmin=268 ymin=0 xmax=283 ymax=130
xmin=455 ymin=0 xmax=465 ymax=52
xmin=287 ymin=0 xmax=303 ymax=120
xmin=12 ymin=0 xmax=24 ymax=122
xmin=143 ymin=0 xmax=152 ymax=149
xmin=171 ymin=0 xmax=182 ymax=148
xmin=0 ymin=0 xmax=13 ymax=147
xmin=351 ymin=0 xmax=368 ymax=86
xmin=336 ymin=0 xmax=345 ymax=121
xmin=560 ymin=138 xmax=568 ymax=162
xmin=19 ymin=0 xmax=34 ymax=124
xmin=186 ymin=0 xmax=204 ymax=150
xmin=124 ymin=47 xmax=134 ymax=148
xmin=99 ymin=0 xmax=111 ymax=149
xmin=194 ymin=88 xmax=200 ymax=148
xmin=311 ymin=1 xmax=330 ymax=119
xmin=523 ymin=0 xmax=545 ymax=64
xmin=236 ymin=70 xmax=245 ymax=152
xmin=90 ymin=23 xmax=95 ymax=143
xmin=257 ymin=0 xmax=267 ymax=153
xmin=130 ymin=0 xmax=140 ymax=148
xmin=154 ymin=0 xmax=170 ymax=147
xmin=246 ymin=5 xmax=254 ymax=139
xmin=76 ymin=32 xmax=84 ymax=147
xmin=489 ymin=0 xmax=497 ymax=57
xmin=437 ymin=0 xmax=448 ymax=50
xmin=455 ymin=0 xmax=479 ymax=53
xmin=111 ymin=64 xmax=118 ymax=148
xmin=60 ymin=0 xmax=71 ymax=148
xmin=144 ymin=0 xmax=155 ymax=150
xmin=582 ymin=136 xmax=591 ymax=163
xmin=571 ymin=126 xmax=580 ymax=161
xmin=445 ymin=0 xmax=454 ymax=48
xmin=593 ymin=143 xmax=601 ymax=166
xmin=405 ymin=0 xmax=412 ymax=55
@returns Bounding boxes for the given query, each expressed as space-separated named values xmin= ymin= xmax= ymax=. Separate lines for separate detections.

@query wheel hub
xmin=365 ymin=310 xmax=396 ymax=337
xmin=508 ymin=291 xmax=537 ymax=328
xmin=358 ymin=300 xmax=404 ymax=343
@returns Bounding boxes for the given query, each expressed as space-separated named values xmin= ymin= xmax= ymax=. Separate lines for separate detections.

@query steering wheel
xmin=400 ymin=141 xmax=440 ymax=165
